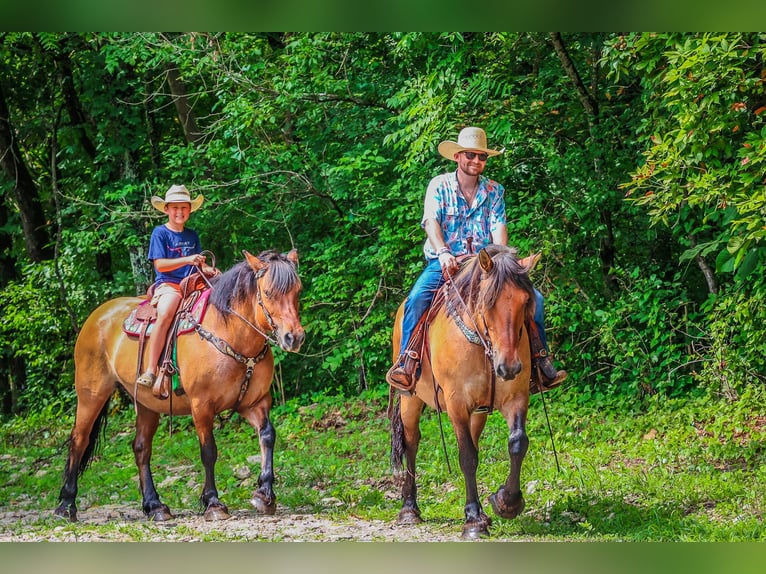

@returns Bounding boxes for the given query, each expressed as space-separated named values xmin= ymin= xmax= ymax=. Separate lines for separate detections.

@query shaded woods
xmin=1 ymin=32 xmax=765 ymax=416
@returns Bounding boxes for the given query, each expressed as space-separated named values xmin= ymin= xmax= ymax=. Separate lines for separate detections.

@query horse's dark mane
xmin=209 ymin=250 xmax=301 ymax=320
xmin=448 ymin=244 xmax=536 ymax=320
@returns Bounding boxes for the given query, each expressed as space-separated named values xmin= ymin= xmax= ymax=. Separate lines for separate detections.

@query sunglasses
xmin=461 ymin=151 xmax=489 ymax=161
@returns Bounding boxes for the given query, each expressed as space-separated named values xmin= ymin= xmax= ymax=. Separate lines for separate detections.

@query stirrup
xmin=386 ymin=366 xmax=414 ymax=392
xmin=386 ymin=350 xmax=419 ymax=393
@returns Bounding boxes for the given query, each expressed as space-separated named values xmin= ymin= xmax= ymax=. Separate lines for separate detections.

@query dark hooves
xmin=461 ymin=524 xmax=491 ymax=540
xmin=250 ymin=494 xmax=277 ymax=515
xmin=147 ymin=505 xmax=174 ymax=522
xmin=488 ymin=488 xmax=526 ymax=520
xmin=397 ymin=507 xmax=423 ymax=525
xmin=54 ymin=506 xmax=77 ymax=523
xmin=204 ymin=504 xmax=231 ymax=521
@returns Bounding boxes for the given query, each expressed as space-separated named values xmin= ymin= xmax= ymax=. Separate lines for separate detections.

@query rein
xmin=225 ymin=268 xmax=280 ymax=347
xmin=195 ymin=259 xmax=279 ymax=346
xmin=186 ymin=260 xmax=278 ymax=410
xmin=443 ymin=273 xmax=497 ymax=415
xmin=187 ymin=314 xmax=270 ymax=410
xmin=446 ymin=262 xmax=561 ymax=474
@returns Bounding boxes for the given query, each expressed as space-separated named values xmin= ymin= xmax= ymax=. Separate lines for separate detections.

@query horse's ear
xmin=243 ymin=249 xmax=266 ymax=271
xmin=479 ymin=249 xmax=494 ymax=272
xmin=286 ymin=249 xmax=299 ymax=265
xmin=518 ymin=252 xmax=541 ymax=272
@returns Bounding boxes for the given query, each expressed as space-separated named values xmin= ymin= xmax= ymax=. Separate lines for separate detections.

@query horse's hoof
xmin=204 ymin=504 xmax=231 ymax=521
xmin=461 ymin=523 xmax=490 ymax=540
xmin=489 ymin=489 xmax=525 ymax=519
xmin=54 ymin=506 xmax=77 ymax=523
xmin=147 ymin=505 xmax=174 ymax=522
xmin=397 ymin=507 xmax=423 ymax=525
xmin=250 ymin=493 xmax=276 ymax=515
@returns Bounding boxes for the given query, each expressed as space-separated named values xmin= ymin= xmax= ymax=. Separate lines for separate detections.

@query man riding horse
xmin=386 ymin=126 xmax=567 ymax=394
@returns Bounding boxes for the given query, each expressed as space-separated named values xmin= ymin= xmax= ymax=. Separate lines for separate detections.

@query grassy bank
xmin=1 ymin=385 xmax=765 ymax=541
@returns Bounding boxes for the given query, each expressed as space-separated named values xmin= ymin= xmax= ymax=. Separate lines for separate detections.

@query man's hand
xmin=438 ymin=251 xmax=458 ymax=277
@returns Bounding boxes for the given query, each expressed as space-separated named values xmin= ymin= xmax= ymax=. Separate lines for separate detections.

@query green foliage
xmin=1 ymin=32 xmax=765 ymax=415
xmin=696 ymin=273 xmax=766 ymax=394
xmin=0 ymin=264 xmax=76 ymax=412
xmin=614 ymin=33 xmax=766 ymax=278
xmin=583 ymin=267 xmax=701 ymax=399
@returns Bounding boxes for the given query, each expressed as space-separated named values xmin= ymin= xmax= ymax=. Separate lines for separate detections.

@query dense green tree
xmin=607 ymin=32 xmax=766 ymax=393
xmin=1 ymin=32 xmax=764 ymax=417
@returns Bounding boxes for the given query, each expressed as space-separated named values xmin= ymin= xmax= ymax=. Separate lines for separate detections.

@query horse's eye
xmin=264 ymin=290 xmax=273 ymax=298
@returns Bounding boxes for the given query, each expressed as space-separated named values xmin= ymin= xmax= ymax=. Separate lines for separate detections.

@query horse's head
xmin=473 ymin=245 xmax=537 ymax=381
xmin=243 ymin=249 xmax=305 ymax=353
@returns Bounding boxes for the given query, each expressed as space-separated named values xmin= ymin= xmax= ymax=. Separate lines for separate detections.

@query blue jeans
xmin=398 ymin=258 xmax=548 ymax=357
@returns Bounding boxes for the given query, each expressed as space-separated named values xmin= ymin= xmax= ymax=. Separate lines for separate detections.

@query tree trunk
xmin=0 ymin=198 xmax=20 ymax=415
xmin=0 ymin=83 xmax=54 ymax=263
xmin=687 ymin=234 xmax=718 ymax=295
xmin=550 ymin=32 xmax=598 ymax=123
xmin=165 ymin=63 xmax=204 ymax=145
xmin=550 ymin=32 xmax=618 ymax=294
xmin=129 ymin=238 xmax=152 ymax=295
xmin=54 ymin=45 xmax=97 ymax=159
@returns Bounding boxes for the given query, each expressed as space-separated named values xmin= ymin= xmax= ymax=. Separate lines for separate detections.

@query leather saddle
xmin=124 ymin=270 xmax=216 ymax=399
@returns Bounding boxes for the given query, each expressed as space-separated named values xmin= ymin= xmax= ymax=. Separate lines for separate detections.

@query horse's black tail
xmin=389 ymin=390 xmax=405 ymax=471
xmin=77 ymin=397 xmax=110 ymax=477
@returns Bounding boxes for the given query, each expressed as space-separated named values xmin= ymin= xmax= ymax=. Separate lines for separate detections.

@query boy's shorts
xmin=150 ymin=282 xmax=182 ymax=306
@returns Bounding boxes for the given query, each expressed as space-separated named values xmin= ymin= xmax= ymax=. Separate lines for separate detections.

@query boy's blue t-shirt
xmin=147 ymin=224 xmax=201 ymax=286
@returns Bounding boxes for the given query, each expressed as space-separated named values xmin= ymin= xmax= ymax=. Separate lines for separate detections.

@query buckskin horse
xmin=389 ymin=244 xmax=538 ymax=539
xmin=54 ymin=249 xmax=305 ymax=522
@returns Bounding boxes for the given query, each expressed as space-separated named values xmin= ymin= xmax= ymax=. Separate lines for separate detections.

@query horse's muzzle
xmin=494 ymin=359 xmax=522 ymax=381
xmin=279 ymin=330 xmax=305 ymax=353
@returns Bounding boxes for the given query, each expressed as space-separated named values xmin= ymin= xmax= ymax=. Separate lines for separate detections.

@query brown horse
xmin=54 ymin=249 xmax=305 ymax=522
xmin=389 ymin=244 xmax=538 ymax=539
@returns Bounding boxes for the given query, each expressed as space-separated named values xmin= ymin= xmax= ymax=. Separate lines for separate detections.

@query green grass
xmin=1 ymin=385 xmax=765 ymax=541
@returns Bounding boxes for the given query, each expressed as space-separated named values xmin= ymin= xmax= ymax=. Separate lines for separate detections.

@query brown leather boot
xmin=530 ymin=364 xmax=568 ymax=395
xmin=386 ymin=350 xmax=419 ymax=393
xmin=528 ymin=324 xmax=567 ymax=393
xmin=536 ymin=349 xmax=559 ymax=381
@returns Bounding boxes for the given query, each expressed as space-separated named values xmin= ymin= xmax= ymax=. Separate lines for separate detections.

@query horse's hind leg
xmin=239 ymin=397 xmax=277 ymax=515
xmin=396 ymin=396 xmax=425 ymax=525
xmin=133 ymin=403 xmax=173 ymax=521
xmin=54 ymin=393 xmax=112 ymax=522
xmin=489 ymin=407 xmax=528 ymax=520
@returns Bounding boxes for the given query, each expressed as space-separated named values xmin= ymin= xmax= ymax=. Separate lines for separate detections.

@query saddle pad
xmin=123 ymin=289 xmax=212 ymax=338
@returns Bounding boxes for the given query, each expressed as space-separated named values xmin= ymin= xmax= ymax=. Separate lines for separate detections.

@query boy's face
xmin=164 ymin=202 xmax=191 ymax=226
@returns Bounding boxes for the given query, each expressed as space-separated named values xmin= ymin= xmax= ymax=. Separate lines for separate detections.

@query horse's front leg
xmin=192 ymin=404 xmax=230 ymax=521
xmin=454 ymin=412 xmax=492 ymax=539
xmin=133 ymin=404 xmax=173 ymax=521
xmin=239 ymin=397 xmax=277 ymax=515
xmin=489 ymin=408 xmax=528 ymax=520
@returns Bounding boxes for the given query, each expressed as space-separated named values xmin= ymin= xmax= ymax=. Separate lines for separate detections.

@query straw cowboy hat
xmin=151 ymin=184 xmax=204 ymax=213
xmin=437 ymin=127 xmax=503 ymax=161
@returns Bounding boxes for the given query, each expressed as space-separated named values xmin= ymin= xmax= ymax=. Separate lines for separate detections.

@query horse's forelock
xmin=211 ymin=251 xmax=301 ymax=312
xmin=451 ymin=246 xmax=535 ymax=313
xmin=256 ymin=250 xmax=301 ymax=296
xmin=480 ymin=252 xmax=535 ymax=310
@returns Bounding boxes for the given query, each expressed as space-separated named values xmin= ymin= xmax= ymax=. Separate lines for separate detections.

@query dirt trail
xmin=0 ymin=504 xmax=471 ymax=542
